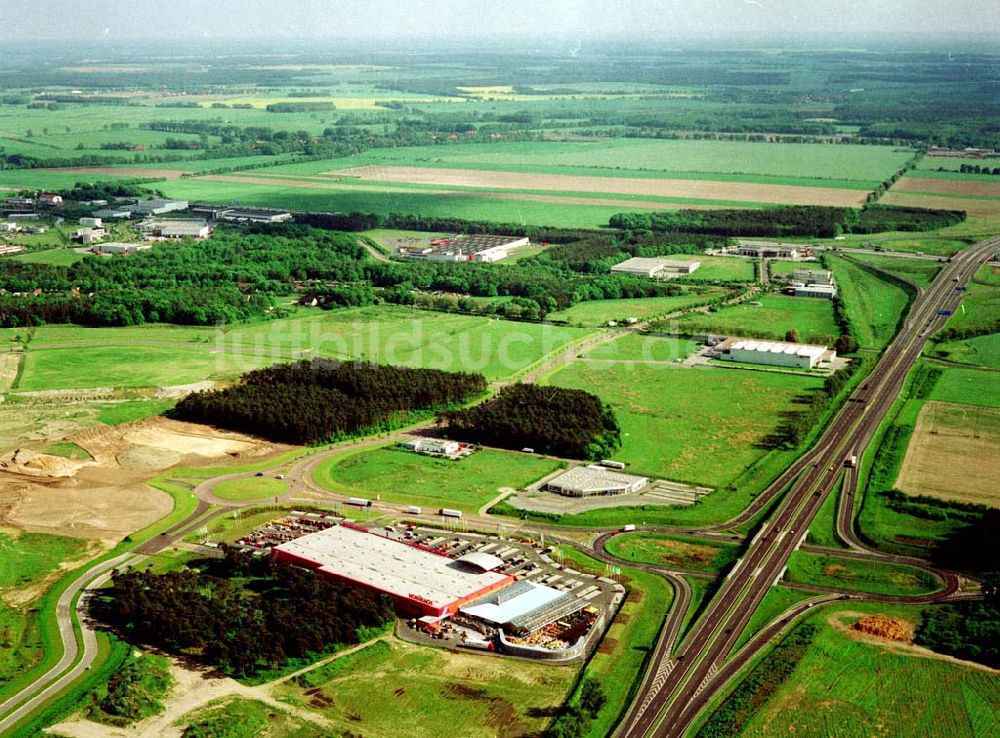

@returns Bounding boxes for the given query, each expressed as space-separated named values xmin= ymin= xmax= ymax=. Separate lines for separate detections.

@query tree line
xmin=438 ymin=384 xmax=621 ymax=460
xmin=172 ymin=359 xmax=488 ymax=445
xmin=97 ymin=551 xmax=395 ymax=678
xmin=610 ymin=205 xmax=965 ymax=238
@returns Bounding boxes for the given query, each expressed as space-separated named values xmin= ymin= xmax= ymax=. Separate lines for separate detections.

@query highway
xmin=612 ymin=235 xmax=999 ymax=738
xmin=1 ymin=236 xmax=993 ymax=737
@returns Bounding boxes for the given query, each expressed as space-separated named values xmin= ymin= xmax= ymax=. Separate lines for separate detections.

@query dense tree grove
xmin=610 ymin=205 xmax=965 ymax=238
xmin=917 ymin=577 xmax=1000 ymax=669
xmin=610 ymin=206 xmax=850 ymax=237
xmin=847 ymin=205 xmax=965 ymax=233
xmin=99 ymin=552 xmax=394 ymax=678
xmin=0 ymin=221 xmax=732 ymax=327
xmin=438 ymin=384 xmax=621 ymax=459
xmin=173 ymin=359 xmax=487 ymax=444
xmin=0 ymin=226 xmax=363 ymax=327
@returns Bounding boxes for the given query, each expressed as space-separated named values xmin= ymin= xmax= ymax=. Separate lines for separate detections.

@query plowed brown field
xmin=895 ymin=176 xmax=1000 ymax=198
xmin=325 ymin=165 xmax=869 ymax=207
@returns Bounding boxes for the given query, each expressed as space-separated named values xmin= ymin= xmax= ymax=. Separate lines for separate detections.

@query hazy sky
xmin=2 ymin=0 xmax=998 ymax=41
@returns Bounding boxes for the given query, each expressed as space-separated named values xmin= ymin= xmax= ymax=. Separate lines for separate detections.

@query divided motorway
xmin=613 ymin=236 xmax=999 ymax=738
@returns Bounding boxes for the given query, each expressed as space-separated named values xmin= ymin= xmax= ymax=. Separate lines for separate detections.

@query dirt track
xmin=326 ymin=165 xmax=870 ymax=207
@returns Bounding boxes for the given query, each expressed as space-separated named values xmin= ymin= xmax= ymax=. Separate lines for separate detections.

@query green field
xmin=668 ymin=293 xmax=840 ymax=343
xmin=940 ymin=273 xmax=1000 ymax=333
xmin=785 ymin=550 xmax=939 ymax=596
xmin=15 ymin=345 xmax=277 ymax=391
xmin=827 ymin=255 xmax=912 ymax=349
xmin=850 ymin=253 xmax=942 ymax=288
xmin=928 ymin=366 xmax=1000 ymax=408
xmin=10 ymin=248 xmax=86 ymax=266
xmin=547 ymin=290 xmax=728 ymax=326
xmin=273 ymin=638 xmax=573 ymax=738
xmin=178 ymin=696 xmax=326 ymax=738
xmin=158 ymin=177 xmax=648 ymax=229
xmin=604 ymin=532 xmax=740 ymax=574
xmin=582 ymin=334 xmax=700 ymax=363
xmin=0 ymin=530 xmax=91 ymax=707
xmin=545 ymin=361 xmax=821 ymax=487
xmin=212 ymin=477 xmax=289 ymax=502
xmin=679 ymin=256 xmax=756 ymax=282
xmin=316 ymin=446 xmax=563 ymax=513
xmin=843 ymin=236 xmax=972 ymax=257
xmin=11 ymin=307 xmax=595 ymax=391
xmin=931 ymin=332 xmax=1000 ymax=368
xmin=735 ymin=604 xmax=1000 ymax=738
xmin=266 ymin=139 xmax=910 ymax=186
xmin=731 ymin=586 xmax=814 ymax=654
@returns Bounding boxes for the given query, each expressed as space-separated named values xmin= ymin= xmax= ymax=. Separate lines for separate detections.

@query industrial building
xmin=221 ymin=207 xmax=293 ymax=223
xmin=132 ymin=198 xmax=188 ymax=215
xmin=724 ymin=241 xmax=812 ymax=260
xmin=400 ymin=437 xmax=473 ymax=459
xmin=73 ymin=227 xmax=105 ymax=244
xmin=460 ymin=579 xmax=586 ymax=635
xmin=786 ymin=268 xmax=837 ymax=299
xmin=610 ymin=257 xmax=700 ymax=279
xmin=272 ymin=524 xmax=515 ymax=618
xmin=791 ymin=269 xmax=834 ymax=285
xmin=138 ymin=219 xmax=211 ymax=240
xmin=793 ymin=284 xmax=838 ymax=299
xmin=399 ymin=235 xmax=529 ymax=263
xmin=93 ymin=241 xmax=151 ymax=255
xmin=545 ymin=466 xmax=649 ymax=497
xmin=720 ymin=338 xmax=835 ymax=370
xmin=92 ymin=206 xmax=133 ymax=220
xmin=79 ymin=217 xmax=102 ymax=228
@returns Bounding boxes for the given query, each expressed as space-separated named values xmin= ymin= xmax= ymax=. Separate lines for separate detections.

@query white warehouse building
xmin=725 ymin=339 xmax=835 ymax=370
xmin=610 ymin=257 xmax=700 ymax=279
xmin=545 ymin=466 xmax=648 ymax=497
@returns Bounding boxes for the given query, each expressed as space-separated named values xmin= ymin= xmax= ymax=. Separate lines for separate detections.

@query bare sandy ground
xmin=882 ymin=191 xmax=1000 ymax=218
xmin=0 ymin=353 xmax=21 ymax=392
xmin=895 ymin=176 xmax=1000 ymax=198
xmin=324 ymin=165 xmax=870 ymax=207
xmin=0 ymin=418 xmax=283 ymax=540
xmin=896 ymin=400 xmax=1000 ymax=507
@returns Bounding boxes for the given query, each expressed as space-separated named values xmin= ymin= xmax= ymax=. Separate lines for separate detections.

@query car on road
xmin=255 ymin=471 xmax=264 ymax=477
xmin=275 ymin=474 xmax=285 ymax=480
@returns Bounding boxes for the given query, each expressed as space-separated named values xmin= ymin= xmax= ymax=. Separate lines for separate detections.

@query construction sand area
xmin=896 ymin=400 xmax=1000 ymax=507
xmin=327 ymin=165 xmax=870 ymax=207
xmin=0 ymin=417 xmax=286 ymax=540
